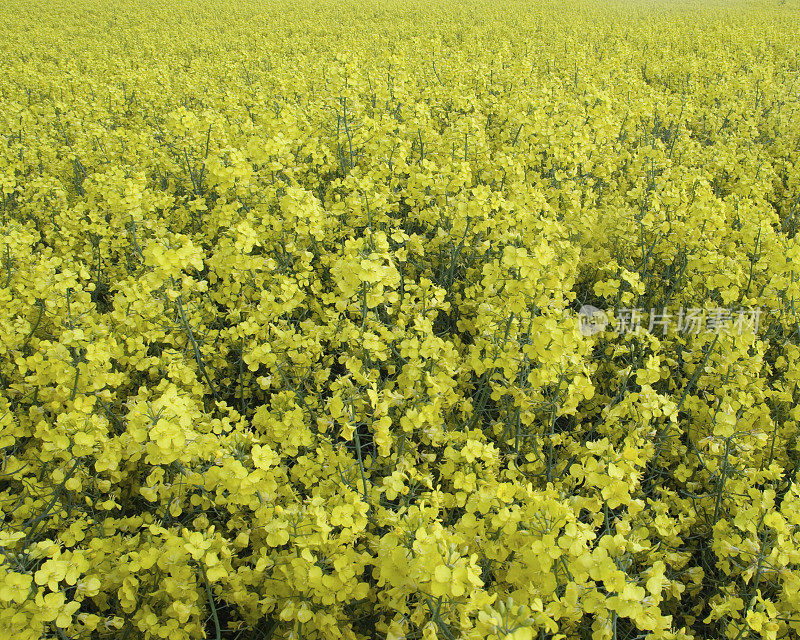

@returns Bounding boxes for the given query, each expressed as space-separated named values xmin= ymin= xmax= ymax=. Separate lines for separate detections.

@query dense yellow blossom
xmin=2 ymin=0 xmax=800 ymax=638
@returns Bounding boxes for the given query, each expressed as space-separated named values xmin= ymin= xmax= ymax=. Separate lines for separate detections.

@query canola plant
xmin=1 ymin=1 xmax=800 ymax=639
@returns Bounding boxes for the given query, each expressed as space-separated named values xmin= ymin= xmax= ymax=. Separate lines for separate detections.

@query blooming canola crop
xmin=1 ymin=0 xmax=800 ymax=639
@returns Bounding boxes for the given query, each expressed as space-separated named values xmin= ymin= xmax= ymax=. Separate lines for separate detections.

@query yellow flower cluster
xmin=2 ymin=0 xmax=800 ymax=638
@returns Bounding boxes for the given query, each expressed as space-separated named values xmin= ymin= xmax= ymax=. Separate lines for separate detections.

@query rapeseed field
xmin=2 ymin=1 xmax=800 ymax=639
